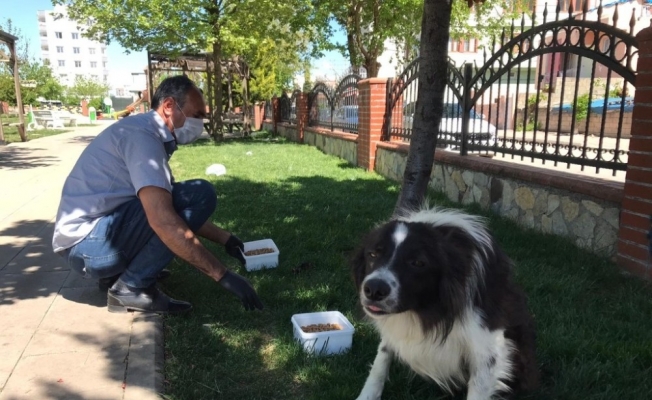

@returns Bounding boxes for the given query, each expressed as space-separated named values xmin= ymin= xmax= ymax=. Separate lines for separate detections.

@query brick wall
xmin=617 ymin=26 xmax=652 ymax=279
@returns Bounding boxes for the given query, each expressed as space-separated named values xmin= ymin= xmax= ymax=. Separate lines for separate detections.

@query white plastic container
xmin=241 ymin=239 xmax=279 ymax=271
xmin=291 ymin=311 xmax=355 ymax=355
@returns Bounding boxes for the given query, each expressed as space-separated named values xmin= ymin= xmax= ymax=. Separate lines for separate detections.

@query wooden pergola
xmin=146 ymin=51 xmax=253 ymax=137
xmin=0 ymin=30 xmax=26 ymax=144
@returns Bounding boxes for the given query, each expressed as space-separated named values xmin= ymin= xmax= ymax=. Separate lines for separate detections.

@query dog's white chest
xmin=376 ymin=315 xmax=469 ymax=388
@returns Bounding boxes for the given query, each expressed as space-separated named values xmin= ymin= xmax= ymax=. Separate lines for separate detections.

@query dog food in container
xmin=291 ymin=311 xmax=355 ymax=355
xmin=241 ymin=239 xmax=279 ymax=271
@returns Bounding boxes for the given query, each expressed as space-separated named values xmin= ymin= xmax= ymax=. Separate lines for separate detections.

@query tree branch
xmin=352 ymin=1 xmax=369 ymax=60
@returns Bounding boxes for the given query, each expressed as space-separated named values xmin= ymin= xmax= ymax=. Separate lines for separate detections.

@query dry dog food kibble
xmin=301 ymin=323 xmax=342 ymax=333
xmin=244 ymin=248 xmax=275 ymax=256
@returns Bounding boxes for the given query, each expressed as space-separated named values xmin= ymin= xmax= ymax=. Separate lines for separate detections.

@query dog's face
xmin=352 ymin=220 xmax=474 ymax=322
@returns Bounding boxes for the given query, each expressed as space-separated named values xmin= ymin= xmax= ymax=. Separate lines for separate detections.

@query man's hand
xmin=225 ymin=234 xmax=246 ymax=265
xmin=218 ymin=271 xmax=264 ymax=310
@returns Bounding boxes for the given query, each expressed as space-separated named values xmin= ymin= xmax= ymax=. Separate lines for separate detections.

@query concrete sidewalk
xmin=0 ymin=124 xmax=162 ymax=400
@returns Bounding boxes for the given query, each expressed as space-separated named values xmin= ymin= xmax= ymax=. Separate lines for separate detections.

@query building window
xmin=89 ymin=48 xmax=96 ymax=55
xmin=103 ymin=75 xmax=108 ymax=82
xmin=90 ymin=61 xmax=97 ymax=68
xmin=59 ymin=74 xmax=67 ymax=80
xmin=101 ymin=47 xmax=105 ymax=54
xmin=72 ymin=32 xmax=79 ymax=39
xmin=56 ymin=46 xmax=63 ymax=53
xmin=449 ymin=38 xmax=477 ymax=53
xmin=91 ymin=75 xmax=98 ymax=80
xmin=58 ymin=60 xmax=65 ymax=67
xmin=75 ymin=61 xmax=81 ymax=68
xmin=73 ymin=47 xmax=80 ymax=54
xmin=76 ymin=74 xmax=82 ymax=80
xmin=55 ymin=32 xmax=62 ymax=39
xmin=103 ymin=61 xmax=107 ymax=68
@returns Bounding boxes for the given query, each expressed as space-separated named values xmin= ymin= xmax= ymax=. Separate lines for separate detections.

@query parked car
xmin=403 ymin=102 xmax=497 ymax=149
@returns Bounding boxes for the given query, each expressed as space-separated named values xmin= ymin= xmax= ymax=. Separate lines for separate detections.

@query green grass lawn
xmin=0 ymin=116 xmax=70 ymax=143
xmin=162 ymin=133 xmax=652 ymax=400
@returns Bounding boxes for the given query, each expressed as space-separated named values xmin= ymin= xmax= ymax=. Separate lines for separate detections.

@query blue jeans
xmin=61 ymin=179 xmax=217 ymax=289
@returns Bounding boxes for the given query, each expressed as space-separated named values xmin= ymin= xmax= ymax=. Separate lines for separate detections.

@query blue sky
xmin=0 ymin=0 xmax=348 ymax=86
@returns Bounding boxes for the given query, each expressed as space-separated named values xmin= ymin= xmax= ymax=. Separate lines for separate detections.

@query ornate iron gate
xmin=308 ymin=74 xmax=362 ymax=133
xmin=385 ymin=2 xmax=638 ymax=175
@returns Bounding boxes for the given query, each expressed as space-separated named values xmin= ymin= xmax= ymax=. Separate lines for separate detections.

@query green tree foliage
xmin=323 ymin=0 xmax=527 ymax=77
xmin=53 ymin=0 xmax=331 ymax=137
xmin=67 ymin=75 xmax=110 ymax=101
xmin=0 ymin=19 xmax=64 ymax=105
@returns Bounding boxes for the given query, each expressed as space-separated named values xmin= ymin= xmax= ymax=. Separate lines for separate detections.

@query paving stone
xmin=0 ymin=335 xmax=32 ymax=390
xmin=0 ymin=351 xmax=126 ymax=400
xmin=22 ymin=288 xmax=131 ymax=358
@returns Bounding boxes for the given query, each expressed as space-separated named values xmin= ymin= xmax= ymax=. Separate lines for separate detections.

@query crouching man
xmin=52 ymin=75 xmax=263 ymax=314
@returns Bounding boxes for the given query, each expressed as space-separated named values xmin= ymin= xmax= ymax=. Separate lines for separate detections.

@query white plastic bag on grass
xmin=205 ymin=164 xmax=227 ymax=176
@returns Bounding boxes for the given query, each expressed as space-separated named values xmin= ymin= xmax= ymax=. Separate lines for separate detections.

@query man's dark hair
xmin=151 ymin=75 xmax=197 ymax=110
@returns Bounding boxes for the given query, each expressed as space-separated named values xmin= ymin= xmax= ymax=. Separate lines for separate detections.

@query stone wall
xmin=376 ymin=145 xmax=621 ymax=256
xmin=304 ymin=128 xmax=358 ymax=166
xmin=514 ymin=109 xmax=632 ymax=137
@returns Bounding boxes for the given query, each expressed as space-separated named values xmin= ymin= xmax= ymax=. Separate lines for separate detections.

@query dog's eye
xmin=368 ymin=251 xmax=377 ymax=259
xmin=411 ymin=260 xmax=425 ymax=268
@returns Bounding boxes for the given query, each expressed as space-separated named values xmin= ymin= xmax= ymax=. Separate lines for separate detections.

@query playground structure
xmin=108 ymin=90 xmax=148 ymax=120
xmin=146 ymin=51 xmax=254 ymax=137
xmin=0 ymin=29 xmax=26 ymax=143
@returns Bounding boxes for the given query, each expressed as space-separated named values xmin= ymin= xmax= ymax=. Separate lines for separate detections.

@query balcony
xmin=39 ymin=30 xmax=47 ymax=37
xmin=37 ymin=11 xmax=46 ymax=23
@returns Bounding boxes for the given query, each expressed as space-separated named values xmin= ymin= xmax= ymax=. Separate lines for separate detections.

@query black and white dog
xmin=352 ymin=206 xmax=538 ymax=400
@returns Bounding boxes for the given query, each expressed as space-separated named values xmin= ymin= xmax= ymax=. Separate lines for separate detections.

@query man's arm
xmin=197 ymin=221 xmax=231 ymax=245
xmin=138 ymin=186 xmax=227 ymax=281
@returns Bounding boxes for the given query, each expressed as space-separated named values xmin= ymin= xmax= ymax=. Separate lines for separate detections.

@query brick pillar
xmin=253 ymin=102 xmax=264 ymax=131
xmin=617 ymin=25 xmax=652 ymax=279
xmin=81 ymin=99 xmax=89 ymax=117
xmin=296 ymin=92 xmax=309 ymax=143
xmin=272 ymin=96 xmax=280 ymax=133
xmin=357 ymin=78 xmax=389 ymax=171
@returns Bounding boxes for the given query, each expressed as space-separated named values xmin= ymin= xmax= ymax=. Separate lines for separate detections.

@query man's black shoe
xmin=99 ymin=269 xmax=171 ymax=292
xmin=107 ymin=281 xmax=192 ymax=314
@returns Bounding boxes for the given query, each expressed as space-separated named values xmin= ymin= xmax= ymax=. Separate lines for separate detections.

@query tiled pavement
xmin=0 ymin=124 xmax=162 ymax=400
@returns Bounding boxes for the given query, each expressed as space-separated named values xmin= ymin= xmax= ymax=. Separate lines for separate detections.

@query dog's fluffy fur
xmin=352 ymin=206 xmax=538 ymax=400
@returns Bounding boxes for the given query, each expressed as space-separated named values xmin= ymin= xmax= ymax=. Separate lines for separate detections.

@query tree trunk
xmin=242 ymin=73 xmax=251 ymax=136
xmin=364 ymin=55 xmax=381 ymax=78
xmin=227 ymin=72 xmax=233 ymax=112
xmin=394 ymin=0 xmax=452 ymax=213
xmin=346 ymin=32 xmax=360 ymax=71
xmin=211 ymin=39 xmax=223 ymax=141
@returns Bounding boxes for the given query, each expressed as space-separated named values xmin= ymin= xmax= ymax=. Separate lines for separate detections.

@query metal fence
xmin=308 ymin=74 xmax=362 ymax=133
xmin=264 ymin=99 xmax=272 ymax=121
xmin=384 ymin=3 xmax=637 ymax=175
xmin=308 ymin=83 xmax=333 ymax=130
xmin=279 ymin=92 xmax=291 ymax=122
xmin=289 ymin=90 xmax=301 ymax=125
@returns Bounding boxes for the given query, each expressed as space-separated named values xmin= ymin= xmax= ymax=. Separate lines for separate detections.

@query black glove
xmin=225 ymin=234 xmax=246 ymax=265
xmin=218 ymin=270 xmax=264 ymax=311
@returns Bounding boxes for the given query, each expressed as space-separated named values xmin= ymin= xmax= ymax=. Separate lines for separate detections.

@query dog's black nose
xmin=363 ymin=279 xmax=391 ymax=301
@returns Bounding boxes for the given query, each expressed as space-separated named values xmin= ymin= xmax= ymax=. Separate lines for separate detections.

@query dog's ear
xmin=350 ymin=242 xmax=367 ymax=290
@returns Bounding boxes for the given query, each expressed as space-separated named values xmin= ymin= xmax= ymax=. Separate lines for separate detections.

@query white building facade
xmin=37 ymin=5 xmax=109 ymax=87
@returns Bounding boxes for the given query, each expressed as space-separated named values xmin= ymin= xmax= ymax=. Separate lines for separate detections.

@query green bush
xmin=573 ymin=94 xmax=591 ymax=121
xmin=88 ymin=98 xmax=103 ymax=110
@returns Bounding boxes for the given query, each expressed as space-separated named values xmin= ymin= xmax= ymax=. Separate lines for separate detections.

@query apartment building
xmin=37 ymin=5 xmax=108 ymax=87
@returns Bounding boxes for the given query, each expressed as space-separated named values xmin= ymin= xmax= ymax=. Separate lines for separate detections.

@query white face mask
xmin=175 ymin=103 xmax=204 ymax=144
